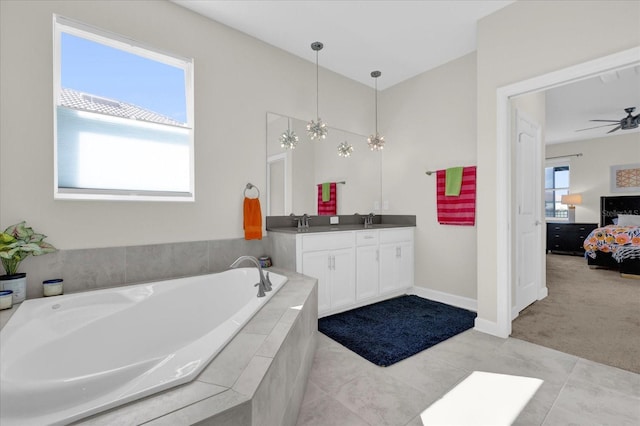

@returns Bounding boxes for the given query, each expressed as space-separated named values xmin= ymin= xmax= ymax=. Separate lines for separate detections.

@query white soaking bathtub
xmin=0 ymin=268 xmax=287 ymax=426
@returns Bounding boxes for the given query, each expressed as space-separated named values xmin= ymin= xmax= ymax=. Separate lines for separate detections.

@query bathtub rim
xmin=0 ymin=267 xmax=298 ymax=426
xmin=80 ymin=266 xmax=317 ymax=425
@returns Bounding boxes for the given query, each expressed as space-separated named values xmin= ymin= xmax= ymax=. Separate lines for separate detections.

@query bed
xmin=583 ymin=195 xmax=640 ymax=277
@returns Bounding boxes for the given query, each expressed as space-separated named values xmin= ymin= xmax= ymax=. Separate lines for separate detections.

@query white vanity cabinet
xmin=295 ymin=227 xmax=414 ymax=317
xmin=379 ymin=228 xmax=414 ymax=294
xmin=355 ymin=231 xmax=380 ymax=301
xmin=297 ymin=232 xmax=356 ymax=313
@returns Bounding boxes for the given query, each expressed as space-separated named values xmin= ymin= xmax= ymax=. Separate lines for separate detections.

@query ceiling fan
xmin=576 ymin=107 xmax=640 ymax=134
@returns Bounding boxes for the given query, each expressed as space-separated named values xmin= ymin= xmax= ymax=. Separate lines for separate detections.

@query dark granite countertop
xmin=267 ymin=223 xmax=414 ymax=234
xmin=265 ymin=215 xmax=416 ymax=234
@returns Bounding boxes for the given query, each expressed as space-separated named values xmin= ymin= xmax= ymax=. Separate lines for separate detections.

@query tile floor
xmin=296 ymin=330 xmax=640 ymax=426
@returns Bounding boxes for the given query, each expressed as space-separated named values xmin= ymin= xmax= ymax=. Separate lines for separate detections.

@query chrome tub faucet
xmin=229 ymin=255 xmax=272 ymax=297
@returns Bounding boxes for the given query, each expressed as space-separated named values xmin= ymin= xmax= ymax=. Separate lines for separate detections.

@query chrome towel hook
xmin=244 ymin=183 xmax=260 ymax=198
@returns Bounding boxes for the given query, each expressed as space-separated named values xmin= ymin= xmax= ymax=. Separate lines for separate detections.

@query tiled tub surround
xmin=1 ymin=269 xmax=288 ymax=424
xmin=0 ymin=268 xmax=318 ymax=426
xmin=11 ymin=237 xmax=272 ymax=301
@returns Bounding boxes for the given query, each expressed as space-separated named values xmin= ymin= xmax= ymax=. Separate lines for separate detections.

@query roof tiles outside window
xmin=59 ymin=88 xmax=186 ymax=127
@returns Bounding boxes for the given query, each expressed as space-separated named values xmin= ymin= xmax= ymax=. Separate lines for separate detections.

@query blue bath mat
xmin=318 ymin=295 xmax=476 ymax=367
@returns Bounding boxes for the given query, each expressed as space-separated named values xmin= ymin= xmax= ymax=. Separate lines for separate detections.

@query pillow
xmin=617 ymin=214 xmax=640 ymax=226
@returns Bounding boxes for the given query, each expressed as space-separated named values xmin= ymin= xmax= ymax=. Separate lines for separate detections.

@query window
xmin=544 ymin=160 xmax=570 ymax=219
xmin=53 ymin=16 xmax=194 ymax=201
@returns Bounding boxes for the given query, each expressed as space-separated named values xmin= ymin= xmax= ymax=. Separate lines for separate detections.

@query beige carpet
xmin=511 ymin=254 xmax=640 ymax=373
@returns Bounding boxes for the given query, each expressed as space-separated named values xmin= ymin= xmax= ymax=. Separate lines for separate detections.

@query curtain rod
xmin=545 ymin=153 xmax=583 ymax=160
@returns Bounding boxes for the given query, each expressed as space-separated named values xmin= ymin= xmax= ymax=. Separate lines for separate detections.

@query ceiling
xmin=172 ymin=0 xmax=514 ymax=90
xmin=544 ymin=66 xmax=640 ymax=144
xmin=171 ymin=0 xmax=639 ymax=145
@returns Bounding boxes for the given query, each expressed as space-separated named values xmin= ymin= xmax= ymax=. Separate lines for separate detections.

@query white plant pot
xmin=0 ymin=274 xmax=27 ymax=304
xmin=43 ymin=279 xmax=64 ymax=297
xmin=0 ymin=290 xmax=13 ymax=310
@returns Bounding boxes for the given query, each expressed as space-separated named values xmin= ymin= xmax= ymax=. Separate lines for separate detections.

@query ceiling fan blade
xmin=607 ymin=125 xmax=622 ymax=134
xmin=575 ymin=123 xmax=620 ymax=131
xmin=589 ymin=119 xmax=621 ymax=122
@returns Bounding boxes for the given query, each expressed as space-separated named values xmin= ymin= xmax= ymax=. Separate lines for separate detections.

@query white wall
xmin=546 ymin=133 xmax=640 ymax=224
xmin=0 ymin=0 xmax=373 ymax=249
xmin=476 ymin=0 xmax=640 ymax=326
xmin=3 ymin=0 xmax=639 ymax=321
xmin=381 ymin=53 xmax=477 ymax=300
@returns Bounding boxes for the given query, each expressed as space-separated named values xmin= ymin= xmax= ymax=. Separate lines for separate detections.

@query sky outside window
xmin=60 ymin=33 xmax=187 ymax=124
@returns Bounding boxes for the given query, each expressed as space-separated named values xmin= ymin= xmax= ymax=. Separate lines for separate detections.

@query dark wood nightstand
xmin=547 ymin=222 xmax=599 ymax=256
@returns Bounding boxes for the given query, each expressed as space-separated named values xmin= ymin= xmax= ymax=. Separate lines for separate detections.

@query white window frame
xmin=544 ymin=158 xmax=571 ymax=220
xmin=53 ymin=15 xmax=195 ymax=202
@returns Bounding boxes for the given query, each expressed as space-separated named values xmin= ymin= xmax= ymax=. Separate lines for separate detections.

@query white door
xmin=356 ymin=245 xmax=379 ymax=300
xmin=395 ymin=241 xmax=414 ymax=289
xmin=378 ymin=243 xmax=397 ymax=294
xmin=330 ymin=248 xmax=356 ymax=310
xmin=302 ymin=251 xmax=331 ymax=313
xmin=515 ymin=110 xmax=543 ymax=314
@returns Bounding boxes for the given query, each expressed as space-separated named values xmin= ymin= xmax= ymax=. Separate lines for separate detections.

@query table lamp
xmin=561 ymin=193 xmax=582 ymax=223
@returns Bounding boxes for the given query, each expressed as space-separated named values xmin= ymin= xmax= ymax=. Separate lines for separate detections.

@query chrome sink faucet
xmin=364 ymin=213 xmax=375 ymax=228
xmin=229 ymin=256 xmax=272 ymax=297
xmin=295 ymin=214 xmax=311 ymax=231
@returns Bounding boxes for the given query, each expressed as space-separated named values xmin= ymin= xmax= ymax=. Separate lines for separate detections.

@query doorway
xmin=495 ymin=46 xmax=640 ymax=337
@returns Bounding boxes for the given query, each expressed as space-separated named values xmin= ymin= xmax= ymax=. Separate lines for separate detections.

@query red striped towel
xmin=437 ymin=166 xmax=476 ymax=226
xmin=317 ymin=182 xmax=337 ymax=215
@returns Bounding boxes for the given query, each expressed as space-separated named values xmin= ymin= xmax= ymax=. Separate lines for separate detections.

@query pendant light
xmin=307 ymin=41 xmax=328 ymax=140
xmin=279 ymin=117 xmax=299 ymax=150
xmin=367 ymin=70 xmax=385 ymax=151
xmin=337 ymin=140 xmax=354 ymax=157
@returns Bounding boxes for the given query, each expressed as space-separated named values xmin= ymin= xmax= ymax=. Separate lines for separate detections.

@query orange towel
xmin=243 ymin=197 xmax=262 ymax=240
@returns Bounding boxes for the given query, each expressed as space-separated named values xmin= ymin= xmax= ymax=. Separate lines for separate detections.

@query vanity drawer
xmin=379 ymin=228 xmax=414 ymax=244
xmin=301 ymin=232 xmax=354 ymax=251
xmin=356 ymin=231 xmax=379 ymax=246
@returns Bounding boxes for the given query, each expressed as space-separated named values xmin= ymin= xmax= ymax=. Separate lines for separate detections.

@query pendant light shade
xmin=337 ymin=141 xmax=354 ymax=157
xmin=367 ymin=70 xmax=385 ymax=151
xmin=307 ymin=41 xmax=328 ymax=140
xmin=279 ymin=117 xmax=299 ymax=150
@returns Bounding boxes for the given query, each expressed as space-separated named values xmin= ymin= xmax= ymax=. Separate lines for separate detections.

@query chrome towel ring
xmin=244 ymin=183 xmax=260 ymax=198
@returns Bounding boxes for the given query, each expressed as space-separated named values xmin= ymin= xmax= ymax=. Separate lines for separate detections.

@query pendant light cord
xmin=316 ymin=49 xmax=319 ymax=121
xmin=374 ymin=77 xmax=378 ymax=134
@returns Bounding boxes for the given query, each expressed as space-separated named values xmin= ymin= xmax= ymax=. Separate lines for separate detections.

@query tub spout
xmin=230 ymin=256 xmax=272 ymax=297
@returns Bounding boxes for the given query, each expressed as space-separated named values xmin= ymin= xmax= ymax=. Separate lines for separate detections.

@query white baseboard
xmin=409 ymin=286 xmax=477 ymax=312
xmin=511 ymin=306 xmax=519 ymax=321
xmin=511 ymin=285 xmax=549 ymax=321
xmin=537 ymin=286 xmax=548 ymax=300
xmin=474 ymin=317 xmax=508 ymax=338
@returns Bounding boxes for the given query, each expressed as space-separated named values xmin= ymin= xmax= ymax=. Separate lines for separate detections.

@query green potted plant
xmin=0 ymin=221 xmax=57 ymax=304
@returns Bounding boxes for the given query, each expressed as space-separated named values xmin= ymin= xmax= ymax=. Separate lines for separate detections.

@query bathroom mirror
xmin=266 ymin=112 xmax=382 ymax=216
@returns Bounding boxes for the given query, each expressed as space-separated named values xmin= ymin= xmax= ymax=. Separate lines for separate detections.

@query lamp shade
xmin=561 ymin=194 xmax=582 ymax=206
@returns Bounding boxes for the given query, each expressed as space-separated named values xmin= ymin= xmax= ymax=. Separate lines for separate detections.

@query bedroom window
xmin=545 ymin=162 xmax=570 ymax=219
xmin=53 ymin=15 xmax=194 ymax=201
